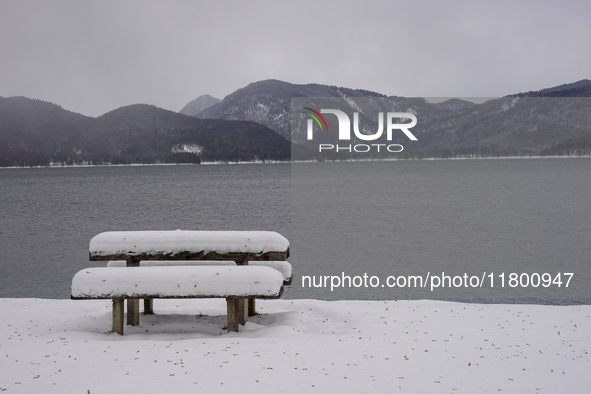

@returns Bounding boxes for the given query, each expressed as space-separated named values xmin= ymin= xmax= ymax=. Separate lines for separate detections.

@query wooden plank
xmin=73 ymin=292 xmax=283 ymax=300
xmin=226 ymin=298 xmax=239 ymax=332
xmin=112 ymin=299 xmax=124 ymax=335
xmin=90 ymin=250 xmax=289 ymax=262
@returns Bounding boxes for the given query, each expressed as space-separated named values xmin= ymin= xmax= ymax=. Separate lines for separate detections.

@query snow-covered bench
xmin=85 ymin=230 xmax=290 ymax=330
xmin=72 ymin=266 xmax=284 ymax=335
xmin=106 ymin=260 xmax=293 ymax=285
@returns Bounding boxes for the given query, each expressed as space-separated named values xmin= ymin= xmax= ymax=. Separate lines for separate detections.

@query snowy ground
xmin=0 ymin=298 xmax=589 ymax=393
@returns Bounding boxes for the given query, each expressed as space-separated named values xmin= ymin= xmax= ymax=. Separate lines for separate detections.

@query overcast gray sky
xmin=1 ymin=0 xmax=589 ymax=117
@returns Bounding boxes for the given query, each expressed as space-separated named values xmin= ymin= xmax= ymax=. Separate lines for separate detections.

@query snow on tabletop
xmin=1 ymin=298 xmax=589 ymax=393
xmin=106 ymin=260 xmax=293 ymax=281
xmin=89 ymin=230 xmax=290 ymax=257
xmin=71 ymin=266 xmax=284 ymax=298
xmin=250 ymin=261 xmax=292 ymax=281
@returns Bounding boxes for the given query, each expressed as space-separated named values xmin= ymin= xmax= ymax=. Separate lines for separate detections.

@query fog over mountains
xmin=1 ymin=79 xmax=590 ymax=166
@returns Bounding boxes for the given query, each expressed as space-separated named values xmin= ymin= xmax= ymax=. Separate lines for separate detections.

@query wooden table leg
xmin=112 ymin=299 xmax=124 ymax=335
xmin=248 ymin=298 xmax=256 ymax=316
xmin=236 ymin=259 xmax=249 ymax=323
xmin=127 ymin=299 xmax=140 ymax=326
xmin=226 ymin=298 xmax=240 ymax=332
xmin=126 ymin=259 xmax=140 ymax=326
xmin=239 ymin=298 xmax=248 ymax=325
xmin=144 ymin=299 xmax=154 ymax=315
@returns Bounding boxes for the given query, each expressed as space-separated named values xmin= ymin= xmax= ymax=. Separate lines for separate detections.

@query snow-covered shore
xmin=0 ymin=298 xmax=589 ymax=393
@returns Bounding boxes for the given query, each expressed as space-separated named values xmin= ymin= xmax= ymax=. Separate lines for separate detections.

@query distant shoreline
xmin=1 ymin=154 xmax=591 ymax=170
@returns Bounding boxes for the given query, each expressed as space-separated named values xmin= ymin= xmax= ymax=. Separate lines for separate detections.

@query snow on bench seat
xmin=71 ymin=266 xmax=285 ymax=299
xmin=89 ymin=230 xmax=289 ymax=261
xmin=105 ymin=260 xmax=293 ymax=284
xmin=250 ymin=261 xmax=292 ymax=285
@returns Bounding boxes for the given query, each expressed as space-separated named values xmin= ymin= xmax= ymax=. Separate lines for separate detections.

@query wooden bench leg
xmin=238 ymin=298 xmax=249 ymax=325
xmin=235 ymin=259 xmax=250 ymax=324
xmin=113 ymin=299 xmax=124 ymax=335
xmin=144 ymin=299 xmax=154 ymax=315
xmin=127 ymin=299 xmax=140 ymax=326
xmin=226 ymin=298 xmax=240 ymax=332
xmin=248 ymin=298 xmax=256 ymax=316
xmin=126 ymin=259 xmax=141 ymax=326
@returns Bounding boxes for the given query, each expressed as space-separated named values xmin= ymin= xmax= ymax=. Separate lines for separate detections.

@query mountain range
xmin=1 ymin=79 xmax=590 ymax=166
xmin=179 ymin=94 xmax=220 ymax=117
xmin=0 ymin=97 xmax=290 ymax=166
xmin=184 ymin=79 xmax=591 ymax=160
xmin=183 ymin=80 xmax=386 ymax=141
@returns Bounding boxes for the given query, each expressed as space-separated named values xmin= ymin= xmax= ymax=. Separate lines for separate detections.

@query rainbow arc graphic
xmin=302 ymin=107 xmax=329 ymax=131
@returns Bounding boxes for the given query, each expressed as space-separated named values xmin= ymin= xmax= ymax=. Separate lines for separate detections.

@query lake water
xmin=1 ymin=158 xmax=590 ymax=304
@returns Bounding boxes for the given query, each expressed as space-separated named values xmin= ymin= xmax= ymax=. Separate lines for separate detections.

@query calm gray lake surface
xmin=1 ymin=158 xmax=590 ymax=304
xmin=291 ymin=158 xmax=591 ymax=304
xmin=0 ymin=164 xmax=291 ymax=299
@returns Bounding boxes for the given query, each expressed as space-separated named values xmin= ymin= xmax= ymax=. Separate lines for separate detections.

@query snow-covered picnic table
xmin=88 ymin=230 xmax=290 ymax=262
xmin=73 ymin=230 xmax=290 ymax=334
